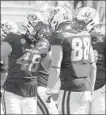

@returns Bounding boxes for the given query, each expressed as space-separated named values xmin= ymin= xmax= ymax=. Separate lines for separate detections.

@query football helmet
xmin=23 ymin=11 xmax=50 ymax=44
xmin=48 ymin=6 xmax=73 ymax=31
xmin=34 ymin=22 xmax=52 ymax=39
xmin=1 ymin=20 xmax=18 ymax=40
xmin=74 ymin=7 xmax=99 ymax=32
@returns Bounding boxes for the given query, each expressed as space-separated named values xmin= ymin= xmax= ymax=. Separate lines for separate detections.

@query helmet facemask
xmin=23 ymin=24 xmax=38 ymax=44
xmin=35 ymin=22 xmax=52 ymax=39
xmin=73 ymin=18 xmax=86 ymax=32
xmin=24 ymin=19 xmax=49 ymax=44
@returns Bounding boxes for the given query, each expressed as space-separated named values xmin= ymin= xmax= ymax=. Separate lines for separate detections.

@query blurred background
xmin=1 ymin=1 xmax=105 ymax=33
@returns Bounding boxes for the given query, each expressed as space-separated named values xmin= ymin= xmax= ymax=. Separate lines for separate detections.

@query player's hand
xmin=45 ymin=92 xmax=52 ymax=103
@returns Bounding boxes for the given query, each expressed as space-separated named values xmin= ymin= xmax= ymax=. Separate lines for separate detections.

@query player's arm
xmin=0 ymin=42 xmax=12 ymax=74
xmin=1 ymin=42 xmax=12 ymax=61
xmin=46 ymin=45 xmax=63 ymax=94
xmin=89 ymin=46 xmax=97 ymax=90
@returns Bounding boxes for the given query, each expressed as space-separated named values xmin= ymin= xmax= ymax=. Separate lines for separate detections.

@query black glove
xmin=45 ymin=92 xmax=52 ymax=103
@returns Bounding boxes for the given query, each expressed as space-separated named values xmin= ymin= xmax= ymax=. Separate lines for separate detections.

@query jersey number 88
xmin=71 ymin=37 xmax=90 ymax=61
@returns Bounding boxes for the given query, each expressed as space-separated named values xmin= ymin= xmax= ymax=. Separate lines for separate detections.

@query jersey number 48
xmin=17 ymin=52 xmax=41 ymax=72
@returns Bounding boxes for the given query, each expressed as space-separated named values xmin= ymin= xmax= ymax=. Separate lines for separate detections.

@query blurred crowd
xmin=1 ymin=1 xmax=105 ymax=34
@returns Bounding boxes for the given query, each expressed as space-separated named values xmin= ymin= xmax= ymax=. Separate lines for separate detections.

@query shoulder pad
xmin=57 ymin=21 xmax=72 ymax=32
xmin=80 ymin=31 xmax=90 ymax=36
xmin=4 ymin=32 xmax=22 ymax=43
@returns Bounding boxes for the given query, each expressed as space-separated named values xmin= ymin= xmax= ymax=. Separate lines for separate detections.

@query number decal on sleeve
xmin=37 ymin=41 xmax=47 ymax=49
xmin=71 ymin=37 xmax=90 ymax=61
xmin=17 ymin=52 xmax=41 ymax=72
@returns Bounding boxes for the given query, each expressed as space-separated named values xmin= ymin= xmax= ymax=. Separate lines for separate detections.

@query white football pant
xmin=58 ymin=90 xmax=92 ymax=114
xmin=3 ymin=91 xmax=37 ymax=114
xmin=90 ymin=84 xmax=105 ymax=114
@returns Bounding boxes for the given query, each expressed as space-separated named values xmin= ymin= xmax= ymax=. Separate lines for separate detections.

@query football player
xmin=36 ymin=22 xmax=59 ymax=114
xmin=29 ymin=12 xmax=59 ymax=114
xmin=76 ymin=7 xmax=105 ymax=114
xmin=90 ymin=26 xmax=105 ymax=114
xmin=0 ymin=20 xmax=18 ymax=115
xmin=0 ymin=20 xmax=18 ymax=85
xmin=1 ymin=11 xmax=51 ymax=114
xmin=46 ymin=6 xmax=96 ymax=114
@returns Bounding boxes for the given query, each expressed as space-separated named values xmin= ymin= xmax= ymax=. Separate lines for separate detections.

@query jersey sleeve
xmin=4 ymin=33 xmax=23 ymax=59
xmin=48 ymin=32 xmax=64 ymax=46
xmin=1 ymin=42 xmax=12 ymax=60
xmin=4 ymin=33 xmax=14 ymax=44
xmin=3 ymin=32 xmax=17 ymax=52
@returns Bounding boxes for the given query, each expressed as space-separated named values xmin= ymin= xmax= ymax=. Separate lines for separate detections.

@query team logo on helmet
xmin=48 ymin=6 xmax=72 ymax=31
xmin=1 ymin=20 xmax=18 ymax=40
xmin=21 ymin=39 xmax=26 ymax=44
xmin=84 ymin=12 xmax=91 ymax=18
xmin=27 ymin=14 xmax=38 ymax=22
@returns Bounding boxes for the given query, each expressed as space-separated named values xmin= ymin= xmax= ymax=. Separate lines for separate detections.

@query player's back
xmin=49 ymin=22 xmax=92 ymax=91
xmin=61 ymin=30 xmax=92 ymax=91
